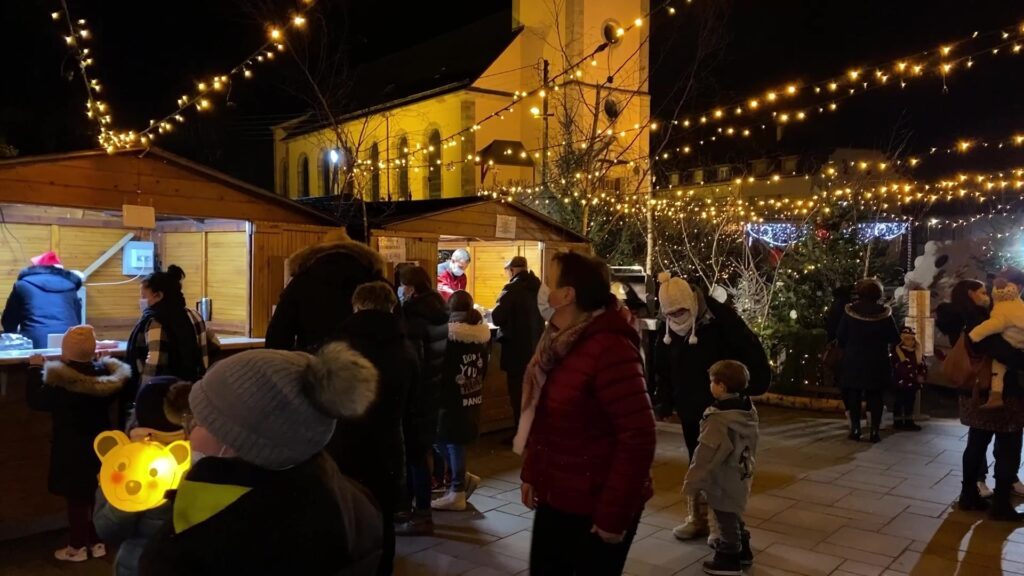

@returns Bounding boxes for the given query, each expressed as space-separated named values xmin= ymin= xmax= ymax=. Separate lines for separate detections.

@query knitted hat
xmin=188 ymin=343 xmax=378 ymax=470
xmin=61 ymin=325 xmax=96 ymax=363
xmin=658 ymin=273 xmax=698 ymax=345
xmin=31 ymin=251 xmax=62 ymax=267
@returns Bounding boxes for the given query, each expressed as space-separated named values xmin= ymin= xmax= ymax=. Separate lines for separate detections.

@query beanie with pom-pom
xmin=189 ymin=344 xmax=378 ymax=469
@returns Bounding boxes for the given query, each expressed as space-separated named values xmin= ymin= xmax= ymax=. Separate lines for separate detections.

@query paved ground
xmin=3 ymin=405 xmax=1024 ymax=576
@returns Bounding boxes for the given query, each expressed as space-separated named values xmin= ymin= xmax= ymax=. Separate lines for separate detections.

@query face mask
xmin=537 ymin=283 xmax=554 ymax=321
xmin=139 ymin=299 xmax=149 ymax=313
xmin=547 ymin=285 xmax=574 ymax=312
xmin=191 ymin=445 xmax=227 ymax=466
xmin=666 ymin=311 xmax=693 ymax=337
xmin=449 ymin=262 xmax=465 ymax=277
xmin=397 ymin=285 xmax=406 ymax=302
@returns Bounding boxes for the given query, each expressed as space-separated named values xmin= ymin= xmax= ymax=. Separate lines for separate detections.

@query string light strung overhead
xmin=50 ymin=0 xmax=321 ymax=151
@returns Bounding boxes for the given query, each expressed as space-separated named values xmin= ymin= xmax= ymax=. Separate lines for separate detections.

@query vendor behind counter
xmin=1 ymin=252 xmax=83 ymax=349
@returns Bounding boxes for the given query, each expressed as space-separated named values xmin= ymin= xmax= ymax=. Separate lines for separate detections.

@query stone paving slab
xmin=5 ymin=406 xmax=1024 ymax=576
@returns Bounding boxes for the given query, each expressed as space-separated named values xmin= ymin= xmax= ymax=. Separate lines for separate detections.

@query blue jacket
xmin=2 ymin=266 xmax=82 ymax=348
xmin=94 ymin=489 xmax=172 ymax=576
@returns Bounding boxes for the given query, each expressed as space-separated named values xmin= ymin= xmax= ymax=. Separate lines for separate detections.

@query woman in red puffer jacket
xmin=514 ymin=251 xmax=656 ymax=575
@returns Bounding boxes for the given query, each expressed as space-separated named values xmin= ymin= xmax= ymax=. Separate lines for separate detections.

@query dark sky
xmin=2 ymin=0 xmax=1021 ymax=187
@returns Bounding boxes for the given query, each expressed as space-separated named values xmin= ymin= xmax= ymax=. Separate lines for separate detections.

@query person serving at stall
xmin=437 ymin=249 xmax=471 ymax=302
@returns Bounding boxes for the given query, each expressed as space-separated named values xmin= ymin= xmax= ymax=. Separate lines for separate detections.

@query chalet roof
xmin=0 ymin=147 xmax=338 ymax=226
xmin=279 ymin=11 xmax=522 ymax=140
xmin=299 ymin=196 xmax=589 ymax=243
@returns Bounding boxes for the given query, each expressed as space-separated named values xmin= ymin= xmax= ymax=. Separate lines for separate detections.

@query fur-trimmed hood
xmin=448 ymin=321 xmax=492 ymax=344
xmin=42 ymin=357 xmax=130 ymax=396
xmin=845 ymin=302 xmax=893 ymax=322
xmin=288 ymin=240 xmax=384 ymax=278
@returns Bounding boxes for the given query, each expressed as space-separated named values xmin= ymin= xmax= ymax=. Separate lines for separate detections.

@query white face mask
xmin=537 ymin=283 xmax=554 ymax=321
xmin=139 ymin=299 xmax=149 ymax=313
xmin=667 ymin=313 xmax=693 ymax=337
xmin=191 ymin=445 xmax=228 ymax=466
xmin=397 ymin=285 xmax=407 ymax=302
xmin=449 ymin=262 xmax=465 ymax=277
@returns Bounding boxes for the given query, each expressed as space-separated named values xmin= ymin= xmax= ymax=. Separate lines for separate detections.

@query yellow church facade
xmin=272 ymin=0 xmax=651 ymax=201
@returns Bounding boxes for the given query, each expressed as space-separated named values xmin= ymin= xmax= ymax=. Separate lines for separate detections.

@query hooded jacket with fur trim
xmin=27 ymin=357 xmax=130 ymax=498
xmin=437 ymin=315 xmax=491 ymax=444
xmin=837 ymin=301 xmax=900 ymax=391
xmin=266 ymin=240 xmax=386 ymax=352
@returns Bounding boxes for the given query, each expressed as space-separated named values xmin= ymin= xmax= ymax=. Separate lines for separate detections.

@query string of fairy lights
xmin=51 ymin=0 xmax=319 ymax=151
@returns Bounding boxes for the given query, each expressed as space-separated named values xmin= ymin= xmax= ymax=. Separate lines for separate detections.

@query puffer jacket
xmin=401 ymin=291 xmax=449 ymax=452
xmin=265 ymin=240 xmax=385 ymax=352
xmin=139 ymin=452 xmax=382 ymax=576
xmin=437 ymin=315 xmax=491 ymax=444
xmin=2 ymin=265 xmax=82 ymax=348
xmin=520 ymin=301 xmax=656 ymax=535
xmin=491 ymin=270 xmax=545 ymax=373
xmin=682 ymin=395 xmax=759 ymax=514
xmin=26 ymin=357 xmax=129 ymax=498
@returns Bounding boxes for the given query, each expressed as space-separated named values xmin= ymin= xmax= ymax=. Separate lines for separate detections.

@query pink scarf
xmin=513 ymin=309 xmax=604 ymax=455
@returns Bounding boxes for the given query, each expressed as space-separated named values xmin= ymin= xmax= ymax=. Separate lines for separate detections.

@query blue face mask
xmin=397 ymin=285 xmax=407 ymax=302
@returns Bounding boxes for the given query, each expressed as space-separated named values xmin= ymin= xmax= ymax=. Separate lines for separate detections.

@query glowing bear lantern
xmin=94 ymin=430 xmax=191 ymax=513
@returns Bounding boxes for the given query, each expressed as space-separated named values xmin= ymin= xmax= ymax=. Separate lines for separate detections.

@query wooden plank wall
xmin=158 ymin=231 xmax=249 ymax=336
xmin=437 ymin=241 xmax=544 ymax=309
xmin=0 ymin=223 xmax=149 ymax=340
xmin=250 ymin=222 xmax=338 ymax=338
xmin=386 ymin=201 xmax=583 ymax=242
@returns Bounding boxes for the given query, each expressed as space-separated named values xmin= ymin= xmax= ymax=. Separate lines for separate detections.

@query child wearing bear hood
xmin=139 ymin=343 xmax=384 ymax=576
xmin=26 ymin=325 xmax=131 ymax=563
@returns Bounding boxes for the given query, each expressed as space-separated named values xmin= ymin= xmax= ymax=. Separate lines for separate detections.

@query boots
xmin=673 ymin=494 xmax=710 ymax=541
xmin=848 ymin=415 xmax=861 ymax=441
xmin=982 ymin=389 xmax=1005 ymax=410
xmin=702 ymin=550 xmax=742 ymax=576
xmin=869 ymin=413 xmax=881 ymax=443
xmin=957 ymin=481 xmax=991 ymax=512
xmin=989 ymin=487 xmax=1024 ymax=521
xmin=738 ymin=533 xmax=753 ymax=566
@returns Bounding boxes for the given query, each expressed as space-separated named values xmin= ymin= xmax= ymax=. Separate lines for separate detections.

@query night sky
xmin=2 ymin=0 xmax=1020 ymax=188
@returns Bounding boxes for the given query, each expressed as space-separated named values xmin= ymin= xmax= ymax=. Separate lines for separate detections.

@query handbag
xmin=942 ymin=332 xmax=992 ymax=401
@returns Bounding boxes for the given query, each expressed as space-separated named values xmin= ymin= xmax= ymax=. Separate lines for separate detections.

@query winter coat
xmin=969 ymin=293 xmax=1024 ymax=348
xmin=655 ymin=289 xmax=771 ymax=423
xmin=491 ymin=270 xmax=545 ymax=374
xmin=401 ymin=291 xmax=449 ymax=453
xmin=892 ymin=345 xmax=926 ymax=391
xmin=520 ymin=302 xmax=656 ymax=535
xmin=126 ymin=298 xmax=208 ymax=392
xmin=139 ymin=452 xmax=382 ymax=576
xmin=26 ymin=357 xmax=129 ymax=498
xmin=437 ymin=317 xmax=491 ymax=444
xmin=824 ymin=286 xmax=853 ymax=342
xmin=2 ymin=266 xmax=82 ymax=348
xmin=94 ymin=490 xmax=172 ymax=576
xmin=937 ymin=303 xmax=1024 ymax=432
xmin=265 ymin=240 xmax=386 ymax=352
xmin=682 ymin=395 xmax=759 ymax=515
xmin=436 ymin=261 xmax=467 ymax=302
xmin=328 ymin=309 xmax=418 ymax=512
xmin=837 ymin=302 xmax=900 ymax=391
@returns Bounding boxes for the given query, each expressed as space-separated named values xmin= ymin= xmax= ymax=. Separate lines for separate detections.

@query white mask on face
xmin=666 ymin=312 xmax=693 ymax=337
xmin=139 ymin=299 xmax=149 ymax=313
xmin=537 ymin=283 xmax=554 ymax=321
xmin=397 ymin=285 xmax=407 ymax=302
xmin=449 ymin=262 xmax=465 ymax=277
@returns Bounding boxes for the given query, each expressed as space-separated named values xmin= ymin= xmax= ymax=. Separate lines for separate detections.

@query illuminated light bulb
xmin=591 ymin=59 xmax=598 ymax=66
xmin=912 ymin=64 xmax=924 ymax=75
xmin=634 ymin=17 xmax=643 ymax=27
xmin=748 ymin=99 xmax=759 ymax=109
xmin=966 ymin=59 xmax=974 ymax=68
xmin=766 ymin=91 xmax=778 ymax=102
xmin=713 ymin=109 xmax=724 ymax=119
xmin=668 ymin=6 xmax=676 ymax=14
xmin=575 ymin=69 xmax=582 ymax=77
xmin=538 ymin=89 xmax=546 ymax=98
xmin=197 ymin=82 xmax=208 ymax=91
xmin=529 ymin=106 xmax=540 ymax=116
xmin=293 ymin=15 xmax=306 ymax=27
xmin=957 ymin=140 xmax=972 ymax=152
xmin=616 ymin=27 xmax=625 ymax=37
xmin=796 ymin=111 xmax=806 ymax=120
xmin=941 ymin=63 xmax=954 ymax=73
xmin=786 ymin=84 xmax=797 ymax=95
xmin=244 ymin=69 xmax=253 ymax=79
xmin=778 ymin=113 xmax=790 ymax=123
xmin=79 ymin=29 xmax=90 ymax=39
xmin=269 ymin=28 xmax=282 ymax=40
xmin=828 ymin=82 xmax=838 ymax=92
xmin=941 ymin=45 xmax=952 ymax=56
xmin=896 ymin=62 xmax=908 ymax=72
xmin=651 ymin=122 xmax=659 ymax=131
xmin=1014 ymin=44 xmax=1023 ymax=54
xmin=64 ymin=35 xmax=74 ymax=45
xmin=909 ymin=158 xmax=920 ymax=167
xmin=848 ymin=69 xmax=860 ymax=80
xmin=829 ymin=102 xmax=838 ymax=111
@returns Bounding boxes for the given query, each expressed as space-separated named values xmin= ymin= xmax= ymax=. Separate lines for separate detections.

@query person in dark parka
xmin=491 ymin=256 xmax=544 ymax=428
xmin=837 ymin=278 xmax=900 ymax=443
xmin=2 ymin=251 xmax=82 ymax=348
xmin=396 ymin=265 xmax=448 ymax=535
xmin=329 ymin=281 xmax=419 ymax=575
xmin=265 ymin=230 xmax=385 ymax=352
xmin=655 ymin=275 xmax=771 ymax=542
xmin=27 ymin=325 xmax=130 ymax=562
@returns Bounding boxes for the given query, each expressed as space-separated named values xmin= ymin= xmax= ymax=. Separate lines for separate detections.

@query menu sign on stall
xmin=378 ymin=237 xmax=407 ymax=263
xmin=496 ymin=214 xmax=517 ymax=239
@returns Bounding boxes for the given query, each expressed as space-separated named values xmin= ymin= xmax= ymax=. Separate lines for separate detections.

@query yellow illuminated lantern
xmin=94 ymin=431 xmax=191 ymax=513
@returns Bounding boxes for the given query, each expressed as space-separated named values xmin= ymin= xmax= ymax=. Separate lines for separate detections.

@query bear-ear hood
xmin=288 ymin=240 xmax=385 ymax=278
xmin=42 ymin=357 xmax=130 ymax=397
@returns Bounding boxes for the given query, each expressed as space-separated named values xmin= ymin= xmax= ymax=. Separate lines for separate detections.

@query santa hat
xmin=31 ymin=251 xmax=62 ymax=267
xmin=658 ymin=272 xmax=698 ymax=345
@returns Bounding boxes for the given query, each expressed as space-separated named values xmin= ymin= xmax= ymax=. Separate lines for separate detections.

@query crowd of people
xmin=46 ymin=230 xmax=1024 ymax=575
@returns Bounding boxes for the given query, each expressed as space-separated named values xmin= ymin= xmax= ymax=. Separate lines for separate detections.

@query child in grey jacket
xmin=682 ymin=360 xmax=759 ymax=576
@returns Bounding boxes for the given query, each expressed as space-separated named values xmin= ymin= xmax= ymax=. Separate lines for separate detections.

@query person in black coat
xmin=26 ymin=325 xmax=130 ymax=562
xmin=329 ymin=281 xmax=419 ymax=576
xmin=837 ymin=278 xmax=900 ymax=443
xmin=491 ymin=257 xmax=544 ymax=428
xmin=396 ymin=265 xmax=448 ymax=535
xmin=2 ymin=252 xmax=82 ymax=348
xmin=265 ymin=230 xmax=385 ymax=352
xmin=825 ymin=284 xmax=853 ymax=342
xmin=655 ymin=276 xmax=771 ymax=542
xmin=432 ymin=292 xmax=490 ymax=512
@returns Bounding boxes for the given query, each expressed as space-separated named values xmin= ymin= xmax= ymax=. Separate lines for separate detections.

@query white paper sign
xmin=496 ymin=214 xmax=517 ymax=239
xmin=378 ymin=237 xmax=407 ymax=263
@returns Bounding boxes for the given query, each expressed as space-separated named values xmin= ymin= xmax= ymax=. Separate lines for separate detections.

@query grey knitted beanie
xmin=188 ymin=342 xmax=378 ymax=469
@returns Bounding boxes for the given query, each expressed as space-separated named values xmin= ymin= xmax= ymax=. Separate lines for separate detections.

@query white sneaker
xmin=978 ymin=481 xmax=994 ymax=499
xmin=54 ymin=546 xmax=88 ymax=562
xmin=466 ymin=473 xmax=481 ymax=498
xmin=1014 ymin=481 xmax=1024 ymax=497
xmin=431 ymin=491 xmax=468 ymax=511
xmin=91 ymin=543 xmax=107 ymax=558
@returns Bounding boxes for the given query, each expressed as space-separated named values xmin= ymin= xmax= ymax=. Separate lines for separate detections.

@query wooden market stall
xmin=302 ymin=196 xmax=590 ymax=432
xmin=0 ymin=148 xmax=338 ymax=540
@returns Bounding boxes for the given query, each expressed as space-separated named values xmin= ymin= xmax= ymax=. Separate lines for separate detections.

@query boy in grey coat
xmin=682 ymin=360 xmax=759 ymax=576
